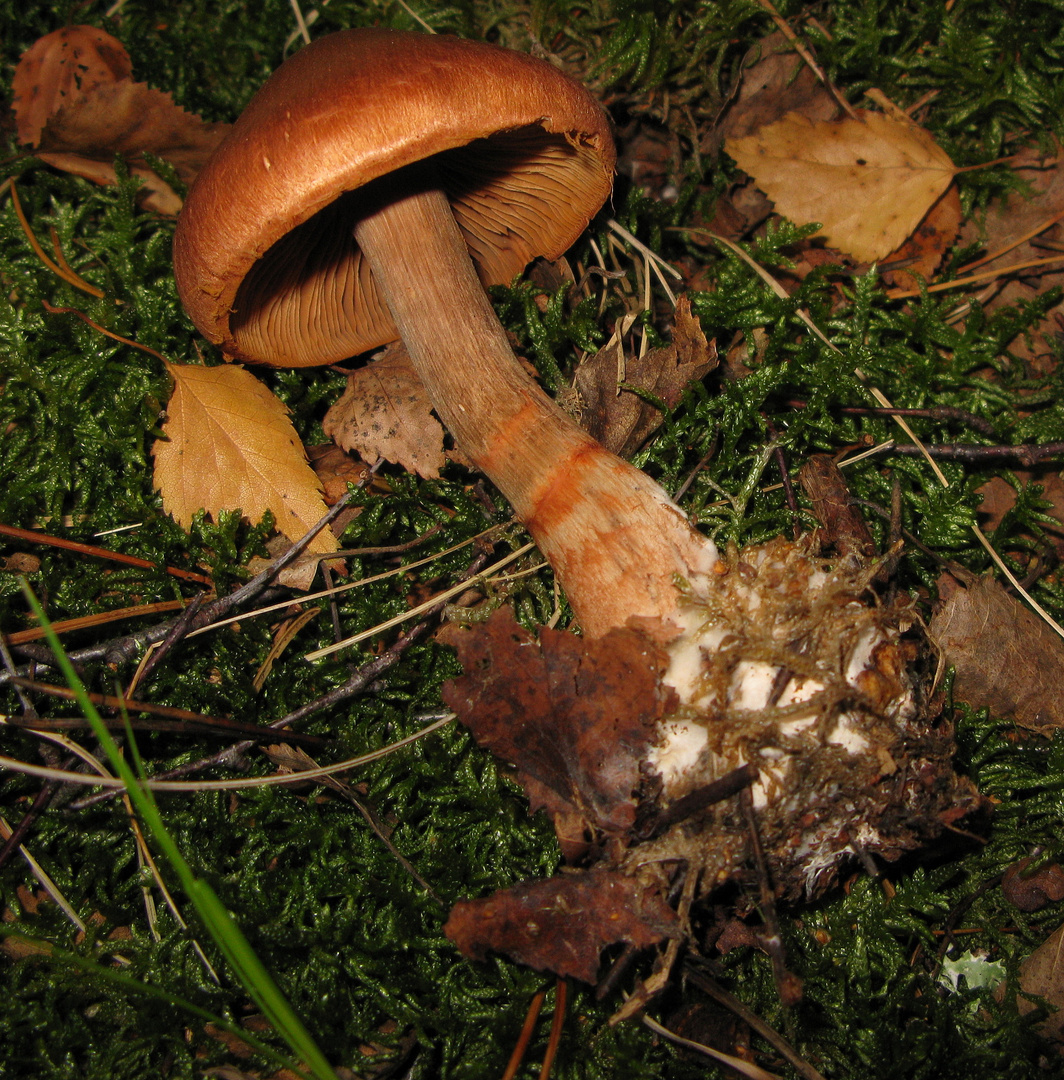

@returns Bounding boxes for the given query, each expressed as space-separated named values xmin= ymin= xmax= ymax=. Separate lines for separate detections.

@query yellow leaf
xmin=153 ymin=363 xmax=337 ymax=554
xmin=725 ymin=110 xmax=957 ymax=263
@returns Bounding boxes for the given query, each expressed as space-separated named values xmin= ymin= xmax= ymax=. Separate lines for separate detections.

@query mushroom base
xmin=632 ymin=536 xmax=976 ymax=903
xmin=443 ymin=536 xmax=978 ymax=991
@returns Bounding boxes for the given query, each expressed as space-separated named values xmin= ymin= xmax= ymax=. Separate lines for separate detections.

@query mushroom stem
xmin=352 ymin=181 xmax=717 ymax=637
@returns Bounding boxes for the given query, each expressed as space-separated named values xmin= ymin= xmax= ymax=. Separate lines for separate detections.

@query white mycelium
xmin=636 ymin=535 xmax=934 ymax=897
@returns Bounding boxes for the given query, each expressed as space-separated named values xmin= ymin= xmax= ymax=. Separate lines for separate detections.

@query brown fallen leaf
xmin=306 ymin=443 xmax=371 ymax=506
xmin=574 ymin=297 xmax=717 ymax=458
xmin=882 ymin=182 xmax=963 ymax=290
xmin=712 ymin=31 xmax=838 ymax=150
xmin=440 ymin=607 xmax=674 ymax=835
xmin=12 ymin=26 xmax=228 ymax=214
xmin=323 ymin=342 xmax=446 ymax=479
xmin=929 ymin=571 xmax=1064 ymax=732
xmin=725 ymin=110 xmax=957 ymax=263
xmin=444 ymin=869 xmax=678 ymax=983
xmin=1015 ymin=922 xmax=1064 ymax=1041
xmin=153 ymin=363 xmax=337 ymax=555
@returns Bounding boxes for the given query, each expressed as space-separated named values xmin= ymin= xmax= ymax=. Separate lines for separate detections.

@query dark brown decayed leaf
xmin=929 ymin=572 xmax=1064 ymax=731
xmin=444 ymin=869 xmax=678 ymax=983
xmin=574 ymin=296 xmax=717 ymax=458
xmin=322 ymin=341 xmax=446 ymax=478
xmin=1002 ymin=858 xmax=1064 ymax=912
xmin=440 ymin=608 xmax=674 ymax=834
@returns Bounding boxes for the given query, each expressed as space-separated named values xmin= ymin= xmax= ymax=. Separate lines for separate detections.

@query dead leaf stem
xmin=2 ymin=179 xmax=105 ymax=298
xmin=41 ymin=299 xmax=170 ymax=364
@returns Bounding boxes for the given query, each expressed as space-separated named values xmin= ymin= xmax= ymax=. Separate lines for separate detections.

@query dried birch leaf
xmin=12 ymin=26 xmax=228 ymax=213
xmin=929 ymin=572 xmax=1064 ymax=731
xmin=575 ymin=297 xmax=717 ymax=458
xmin=725 ymin=110 xmax=957 ymax=262
xmin=323 ymin=342 xmax=445 ymax=479
xmin=153 ymin=363 xmax=337 ymax=555
xmin=444 ymin=869 xmax=678 ymax=983
xmin=440 ymin=608 xmax=674 ymax=834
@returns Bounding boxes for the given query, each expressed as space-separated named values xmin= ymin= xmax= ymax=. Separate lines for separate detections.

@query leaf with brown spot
xmin=929 ymin=572 xmax=1064 ymax=732
xmin=725 ymin=110 xmax=957 ymax=263
xmin=444 ymin=869 xmax=678 ymax=983
xmin=11 ymin=26 xmax=228 ymax=214
xmin=323 ymin=341 xmax=445 ymax=479
xmin=574 ymin=296 xmax=717 ymax=458
xmin=440 ymin=608 xmax=673 ymax=834
xmin=153 ymin=363 xmax=337 ymax=555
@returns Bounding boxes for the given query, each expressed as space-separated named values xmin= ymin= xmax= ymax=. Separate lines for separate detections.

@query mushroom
xmin=174 ymin=27 xmax=716 ymax=640
xmin=174 ymin=29 xmax=971 ymax=897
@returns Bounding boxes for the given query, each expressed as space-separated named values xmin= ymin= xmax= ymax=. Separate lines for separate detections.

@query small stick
xmin=0 ymin=522 xmax=212 ymax=585
xmin=784 ymin=400 xmax=996 ymax=437
xmin=683 ymin=963 xmax=828 ymax=1080
xmin=42 ymin=300 xmax=170 ymax=365
xmin=66 ymin=568 xmax=471 ymax=811
xmin=753 ymin=0 xmax=857 ymax=120
xmin=1 ymin=491 xmax=357 ymax=683
xmin=133 ymin=593 xmax=208 ymax=685
xmin=883 ymin=441 xmax=1064 ymax=466
xmin=740 ymin=788 xmax=803 ymax=1009
xmin=5 ymin=600 xmax=187 ymax=646
xmin=0 ymin=772 xmax=67 ymax=873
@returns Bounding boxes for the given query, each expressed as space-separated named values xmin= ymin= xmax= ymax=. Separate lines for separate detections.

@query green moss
xmin=5 ymin=1 xmax=1064 ymax=1077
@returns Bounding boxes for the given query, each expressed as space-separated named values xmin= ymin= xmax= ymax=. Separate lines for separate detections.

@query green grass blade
xmin=19 ymin=580 xmax=341 ymax=1080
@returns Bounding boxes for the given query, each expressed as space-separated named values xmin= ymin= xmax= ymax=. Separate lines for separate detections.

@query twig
xmin=1 ymin=491 xmax=357 ymax=684
xmin=0 ymin=772 xmax=66 ymax=873
xmin=752 ymin=0 xmax=857 ymax=119
xmin=882 ymin=441 xmax=1064 ymax=467
xmin=5 ymin=599 xmax=187 ymax=646
xmin=640 ymin=1012 xmax=783 ymax=1080
xmin=784 ymin=400 xmax=996 ymax=437
xmin=740 ymin=789 xmax=803 ymax=1009
xmin=42 ymin=300 xmax=171 ymax=365
xmin=5 ymin=678 xmax=326 ymax=748
xmin=683 ymin=963 xmax=829 ymax=1080
xmin=0 ymin=522 xmax=212 ymax=585
xmin=134 ymin=592 xmax=208 ymax=684
xmin=66 ymin=612 xmax=456 ymax=809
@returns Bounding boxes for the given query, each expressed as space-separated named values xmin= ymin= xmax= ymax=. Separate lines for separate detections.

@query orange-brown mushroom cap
xmin=173 ymin=28 xmax=616 ymax=367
